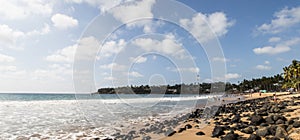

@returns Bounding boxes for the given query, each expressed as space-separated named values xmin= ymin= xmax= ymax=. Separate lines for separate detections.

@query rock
xmin=30 ymin=134 xmax=41 ymax=138
xmin=287 ymin=119 xmax=295 ymax=125
xmin=293 ymin=121 xmax=300 ymax=128
xmin=232 ymin=115 xmax=241 ymax=123
xmin=247 ymin=134 xmax=261 ymax=140
xmin=195 ymin=131 xmax=205 ymax=136
xmin=212 ymin=126 xmax=225 ymax=137
xmin=185 ymin=124 xmax=192 ymax=129
xmin=242 ymin=127 xmax=254 ymax=134
xmin=265 ymin=116 xmax=275 ymax=124
xmin=142 ymin=136 xmax=151 ymax=140
xmin=165 ymin=129 xmax=176 ymax=137
xmin=221 ymin=133 xmax=239 ymax=140
xmin=275 ymin=119 xmax=284 ymax=124
xmin=275 ymin=126 xmax=287 ymax=138
xmin=268 ymin=136 xmax=280 ymax=140
xmin=260 ymin=123 xmax=269 ymax=127
xmin=256 ymin=127 xmax=269 ymax=137
xmin=251 ymin=115 xmax=265 ymax=126
xmin=286 ymin=125 xmax=294 ymax=132
xmin=177 ymin=127 xmax=186 ymax=133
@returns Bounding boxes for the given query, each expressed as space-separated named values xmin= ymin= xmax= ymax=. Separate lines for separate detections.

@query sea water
xmin=0 ymin=93 xmax=224 ymax=139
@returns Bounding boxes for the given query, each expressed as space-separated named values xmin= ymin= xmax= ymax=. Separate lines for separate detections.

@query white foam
xmin=0 ymin=94 xmax=218 ymax=139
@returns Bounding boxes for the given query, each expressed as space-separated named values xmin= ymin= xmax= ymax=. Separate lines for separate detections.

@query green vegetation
xmin=97 ymin=60 xmax=300 ymax=94
xmin=282 ymin=60 xmax=300 ymax=92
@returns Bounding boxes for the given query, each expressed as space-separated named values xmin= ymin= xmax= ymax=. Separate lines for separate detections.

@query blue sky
xmin=0 ymin=0 xmax=299 ymax=93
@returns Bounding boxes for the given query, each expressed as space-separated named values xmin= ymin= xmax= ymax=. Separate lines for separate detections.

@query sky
xmin=0 ymin=0 xmax=299 ymax=93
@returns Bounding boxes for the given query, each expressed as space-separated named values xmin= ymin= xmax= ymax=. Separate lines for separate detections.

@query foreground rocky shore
xmin=163 ymin=92 xmax=300 ymax=140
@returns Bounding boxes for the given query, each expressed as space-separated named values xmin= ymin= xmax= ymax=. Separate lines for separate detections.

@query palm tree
xmin=283 ymin=60 xmax=300 ymax=92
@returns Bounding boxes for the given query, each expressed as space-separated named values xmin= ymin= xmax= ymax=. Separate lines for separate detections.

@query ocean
xmin=0 ymin=93 xmax=224 ymax=139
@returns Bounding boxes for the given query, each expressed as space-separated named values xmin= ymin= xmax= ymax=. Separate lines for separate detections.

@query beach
xmin=162 ymin=92 xmax=300 ymax=140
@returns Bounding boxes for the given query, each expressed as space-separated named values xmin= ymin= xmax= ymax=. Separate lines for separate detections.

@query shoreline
xmin=162 ymin=92 xmax=300 ymax=140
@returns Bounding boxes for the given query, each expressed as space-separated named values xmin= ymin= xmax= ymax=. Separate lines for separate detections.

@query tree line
xmin=97 ymin=60 xmax=299 ymax=94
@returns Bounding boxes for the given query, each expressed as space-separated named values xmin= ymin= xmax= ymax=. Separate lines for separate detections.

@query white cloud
xmin=253 ymin=38 xmax=300 ymax=55
xmin=212 ymin=57 xmax=229 ymax=62
xmin=257 ymin=6 xmax=300 ymax=34
xmin=99 ymin=63 xmax=127 ymax=71
xmin=27 ymin=24 xmax=50 ymax=36
xmin=180 ymin=12 xmax=234 ymax=42
xmin=132 ymin=34 xmax=186 ymax=58
xmin=0 ymin=65 xmax=17 ymax=71
xmin=264 ymin=61 xmax=270 ymax=65
xmin=225 ymin=73 xmax=241 ymax=80
xmin=65 ymin=0 xmax=134 ymax=13
xmin=0 ymin=54 xmax=15 ymax=62
xmin=255 ymin=65 xmax=271 ymax=70
xmin=0 ymin=24 xmax=24 ymax=45
xmin=268 ymin=37 xmax=281 ymax=43
xmin=0 ymin=0 xmax=53 ymax=20
xmin=109 ymin=0 xmax=155 ymax=24
xmin=46 ymin=45 xmax=76 ymax=63
xmin=128 ymin=71 xmax=143 ymax=77
xmin=253 ymin=45 xmax=290 ymax=55
xmin=99 ymin=39 xmax=126 ymax=58
xmin=46 ymin=36 xmax=100 ymax=63
xmin=51 ymin=13 xmax=78 ymax=29
xmin=0 ymin=24 xmax=50 ymax=50
xmin=130 ymin=56 xmax=147 ymax=64
xmin=104 ymin=76 xmax=116 ymax=80
xmin=167 ymin=67 xmax=200 ymax=73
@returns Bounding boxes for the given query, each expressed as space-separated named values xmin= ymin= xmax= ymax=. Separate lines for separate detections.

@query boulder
xmin=185 ymin=124 xmax=192 ymax=129
xmin=251 ymin=115 xmax=265 ymax=126
xmin=247 ymin=134 xmax=261 ymax=140
xmin=221 ymin=133 xmax=239 ymax=140
xmin=256 ymin=127 xmax=269 ymax=137
xmin=211 ymin=126 xmax=225 ymax=137
xmin=275 ymin=126 xmax=287 ymax=138
xmin=293 ymin=121 xmax=300 ymax=128
xmin=242 ymin=127 xmax=253 ymax=134
xmin=165 ymin=129 xmax=176 ymax=137
xmin=195 ymin=131 xmax=205 ymax=136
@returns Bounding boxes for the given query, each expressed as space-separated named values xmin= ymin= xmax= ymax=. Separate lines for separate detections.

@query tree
xmin=282 ymin=60 xmax=300 ymax=92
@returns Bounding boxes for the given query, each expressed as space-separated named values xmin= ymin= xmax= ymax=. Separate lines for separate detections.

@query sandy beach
xmin=161 ymin=92 xmax=300 ymax=140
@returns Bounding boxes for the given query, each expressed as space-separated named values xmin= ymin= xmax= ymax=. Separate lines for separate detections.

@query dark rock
xmin=275 ymin=126 xmax=287 ymax=138
xmin=275 ymin=119 xmax=285 ymax=124
xmin=185 ymin=124 xmax=192 ymax=129
xmin=293 ymin=121 xmax=300 ymax=128
xmin=195 ymin=131 xmax=205 ymax=135
xmin=267 ymin=125 xmax=277 ymax=136
xmin=232 ymin=115 xmax=241 ymax=123
xmin=260 ymin=123 xmax=269 ymax=127
xmin=142 ymin=136 xmax=151 ymax=140
xmin=265 ymin=116 xmax=275 ymax=124
xmin=256 ymin=127 xmax=269 ymax=137
xmin=165 ymin=129 xmax=176 ymax=137
xmin=212 ymin=126 xmax=225 ymax=137
xmin=247 ymin=134 xmax=261 ymax=140
xmin=286 ymin=125 xmax=293 ymax=132
xmin=242 ymin=127 xmax=253 ymax=134
xmin=102 ymin=138 xmax=114 ymax=140
xmin=128 ymin=130 xmax=136 ymax=135
xmin=268 ymin=136 xmax=280 ymax=140
xmin=177 ymin=127 xmax=186 ymax=133
xmin=221 ymin=133 xmax=239 ymax=140
xmin=251 ymin=115 xmax=265 ymax=126
xmin=287 ymin=119 xmax=294 ymax=125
